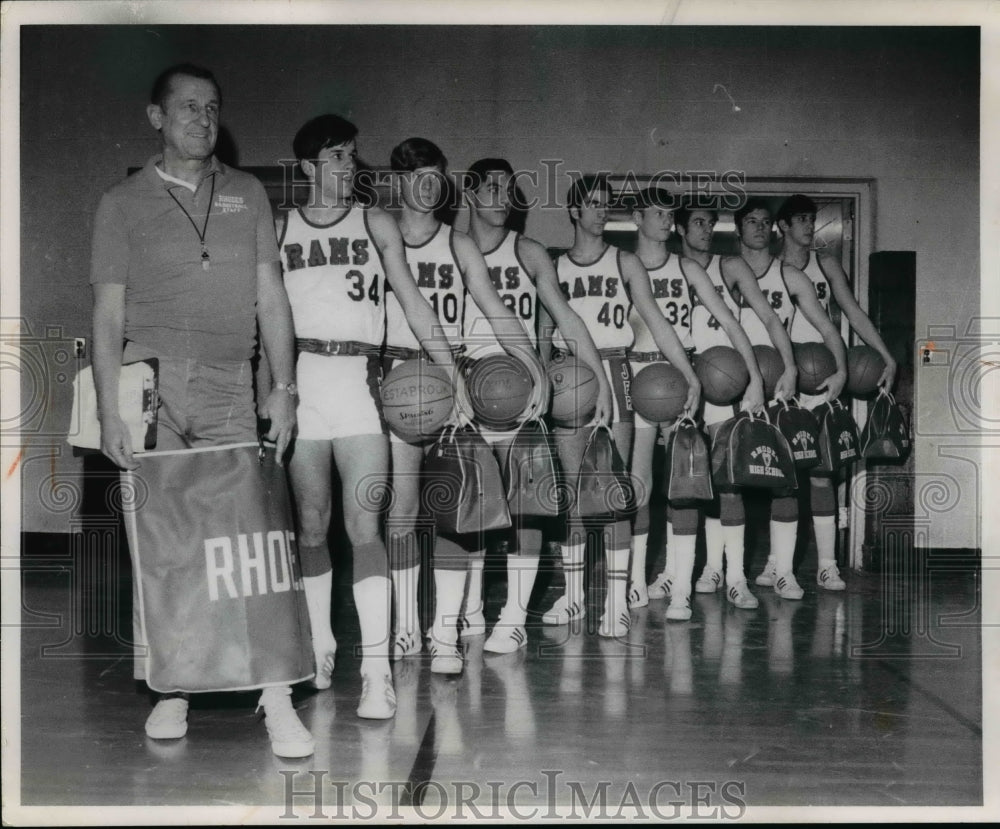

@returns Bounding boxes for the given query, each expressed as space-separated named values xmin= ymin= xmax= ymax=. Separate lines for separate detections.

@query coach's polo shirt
xmin=90 ymin=155 xmax=280 ymax=362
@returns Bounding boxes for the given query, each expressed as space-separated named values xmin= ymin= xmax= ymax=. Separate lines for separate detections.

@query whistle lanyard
xmin=167 ymin=174 xmax=216 ymax=271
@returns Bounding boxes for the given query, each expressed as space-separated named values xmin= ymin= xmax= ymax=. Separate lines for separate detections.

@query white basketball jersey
xmin=732 ymin=256 xmax=793 ymax=347
xmin=386 ymin=223 xmax=464 ymax=350
xmin=788 ymin=251 xmax=832 ymax=344
xmin=280 ymin=206 xmax=385 ymax=345
xmin=688 ymin=256 xmax=740 ymax=351
xmin=463 ymin=231 xmax=537 ymax=359
xmin=629 ymin=253 xmax=694 ymax=353
xmin=553 ymin=246 xmax=633 ymax=351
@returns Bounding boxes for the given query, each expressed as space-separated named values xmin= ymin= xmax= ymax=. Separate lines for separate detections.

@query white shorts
xmin=701 ymin=399 xmax=739 ymax=428
xmin=797 ymin=390 xmax=828 ymax=412
xmin=296 ymin=352 xmax=385 ymax=440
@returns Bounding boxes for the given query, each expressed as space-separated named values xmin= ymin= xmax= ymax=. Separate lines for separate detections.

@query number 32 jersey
xmin=280 ymin=205 xmax=385 ymax=346
xmin=554 ymin=246 xmax=633 ymax=351
xmin=630 ymin=253 xmax=694 ymax=353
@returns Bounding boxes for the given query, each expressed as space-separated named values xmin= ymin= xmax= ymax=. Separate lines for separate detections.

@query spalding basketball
xmin=846 ymin=344 xmax=886 ymax=397
xmin=794 ymin=342 xmax=837 ymax=395
xmin=694 ymin=345 xmax=750 ymax=405
xmin=466 ymin=353 xmax=535 ymax=430
xmin=547 ymin=353 xmax=599 ymax=427
xmin=631 ymin=363 xmax=689 ymax=422
xmin=753 ymin=344 xmax=784 ymax=400
xmin=381 ymin=359 xmax=454 ymax=439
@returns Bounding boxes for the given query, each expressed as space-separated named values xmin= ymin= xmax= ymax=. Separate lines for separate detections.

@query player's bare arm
xmin=520 ymin=236 xmax=613 ymax=424
xmin=621 ymin=250 xmax=701 ymax=414
xmin=722 ymin=255 xmax=798 ymax=401
xmin=92 ymin=282 xmax=139 ymax=470
xmin=256 ymin=259 xmax=298 ymax=462
xmin=821 ymin=254 xmax=897 ymax=390
xmin=785 ymin=265 xmax=848 ymax=400
xmin=686 ymin=257 xmax=765 ymax=412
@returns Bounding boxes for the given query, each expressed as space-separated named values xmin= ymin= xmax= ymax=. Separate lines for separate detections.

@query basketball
xmin=694 ymin=345 xmax=750 ymax=405
xmin=846 ymin=344 xmax=886 ymax=397
xmin=466 ymin=353 xmax=535 ymax=430
xmin=380 ymin=359 xmax=455 ymax=439
xmin=794 ymin=342 xmax=837 ymax=395
xmin=547 ymin=353 xmax=599 ymax=427
xmin=753 ymin=344 xmax=784 ymax=400
xmin=631 ymin=363 xmax=689 ymax=422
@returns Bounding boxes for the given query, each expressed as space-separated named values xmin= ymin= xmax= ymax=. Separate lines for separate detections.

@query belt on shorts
xmin=296 ymin=338 xmax=382 ymax=357
xmin=627 ymin=347 xmax=697 ymax=363
xmin=551 ymin=347 xmax=628 ymax=361
xmin=383 ymin=344 xmax=466 ymax=361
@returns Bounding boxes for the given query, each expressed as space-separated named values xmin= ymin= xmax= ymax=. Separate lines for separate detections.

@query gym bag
xmin=814 ymin=398 xmax=860 ymax=473
xmin=710 ymin=410 xmax=798 ymax=490
xmin=767 ymin=397 xmax=821 ymax=471
xmin=423 ymin=424 xmax=512 ymax=534
xmin=574 ymin=424 xmax=636 ymax=519
xmin=663 ymin=416 xmax=714 ymax=502
xmin=501 ymin=418 xmax=562 ymax=517
xmin=859 ymin=388 xmax=911 ymax=461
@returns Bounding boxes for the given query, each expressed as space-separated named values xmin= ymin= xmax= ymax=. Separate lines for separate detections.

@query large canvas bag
xmin=574 ymin=424 xmax=636 ymax=519
xmin=501 ymin=418 xmax=562 ymax=517
xmin=814 ymin=398 xmax=861 ymax=473
xmin=122 ymin=442 xmax=314 ymax=693
xmin=767 ymin=397 xmax=821 ymax=471
xmin=663 ymin=416 xmax=714 ymax=502
xmin=711 ymin=410 xmax=798 ymax=490
xmin=859 ymin=388 xmax=912 ymax=461
xmin=422 ymin=425 xmax=512 ymax=534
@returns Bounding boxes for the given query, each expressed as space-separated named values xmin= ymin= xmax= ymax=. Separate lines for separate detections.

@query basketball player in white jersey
xmin=628 ymin=190 xmax=766 ymax=619
xmin=734 ymin=198 xmax=847 ymax=600
xmin=776 ymin=193 xmax=896 ymax=591
xmin=279 ymin=115 xmax=460 ymax=717
xmin=461 ymin=157 xmax=613 ymax=654
xmin=539 ymin=175 xmax=699 ymax=637
xmin=384 ymin=139 xmax=543 ymax=673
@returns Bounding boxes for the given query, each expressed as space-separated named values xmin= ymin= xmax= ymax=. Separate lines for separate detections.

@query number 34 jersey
xmin=386 ymin=222 xmax=465 ymax=350
xmin=280 ymin=205 xmax=385 ymax=346
xmin=629 ymin=253 xmax=695 ymax=353
xmin=553 ymin=245 xmax=633 ymax=351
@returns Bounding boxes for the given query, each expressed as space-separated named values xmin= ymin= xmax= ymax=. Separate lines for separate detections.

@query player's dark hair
xmin=150 ymin=63 xmax=221 ymax=109
xmin=566 ymin=174 xmax=613 ymax=225
xmin=463 ymin=157 xmax=515 ymax=191
xmin=292 ymin=114 xmax=359 ymax=162
xmin=390 ymin=137 xmax=447 ymax=173
xmin=631 ymin=187 xmax=677 ymax=213
xmin=776 ymin=194 xmax=818 ymax=228
xmin=673 ymin=196 xmax=719 ymax=231
xmin=734 ymin=196 xmax=773 ymax=232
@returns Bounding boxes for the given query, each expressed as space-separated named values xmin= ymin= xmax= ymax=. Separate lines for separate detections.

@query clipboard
xmin=67 ymin=359 xmax=159 ymax=451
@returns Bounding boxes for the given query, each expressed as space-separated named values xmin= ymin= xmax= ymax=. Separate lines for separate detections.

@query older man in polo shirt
xmin=90 ymin=63 xmax=311 ymax=757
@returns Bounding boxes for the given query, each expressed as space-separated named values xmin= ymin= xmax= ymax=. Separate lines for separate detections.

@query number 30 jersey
xmin=788 ymin=251 xmax=832 ymax=344
xmin=280 ymin=205 xmax=385 ymax=345
xmin=386 ymin=222 xmax=465 ymax=350
xmin=553 ymin=245 xmax=633 ymax=351
xmin=630 ymin=253 xmax=694 ymax=353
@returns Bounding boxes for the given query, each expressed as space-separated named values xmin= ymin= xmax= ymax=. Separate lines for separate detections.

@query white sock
xmin=500 ymin=554 xmax=539 ymax=627
xmin=562 ymin=542 xmax=586 ymax=606
xmin=464 ymin=558 xmax=485 ymax=618
xmin=704 ymin=518 xmax=725 ymax=574
xmin=771 ymin=520 xmax=798 ymax=575
xmin=671 ymin=533 xmax=696 ymax=601
xmin=603 ymin=546 xmax=629 ymax=623
xmin=722 ymin=523 xmax=746 ymax=586
xmin=303 ymin=571 xmax=337 ymax=652
xmin=629 ymin=532 xmax=648 ymax=588
xmin=390 ymin=564 xmax=420 ymax=634
xmin=353 ymin=575 xmax=392 ymax=676
xmin=431 ymin=568 xmax=467 ymax=646
xmin=814 ymin=515 xmax=837 ymax=568
xmin=662 ymin=522 xmax=676 ymax=580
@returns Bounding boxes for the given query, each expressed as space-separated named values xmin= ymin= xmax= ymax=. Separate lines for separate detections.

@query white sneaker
xmin=695 ymin=566 xmax=723 ymax=594
xmin=598 ymin=609 xmax=630 ymax=638
xmin=484 ymin=623 xmax=527 ymax=654
xmin=541 ymin=595 xmax=585 ymax=626
xmin=816 ymin=564 xmax=847 ymax=591
xmin=755 ymin=560 xmax=778 ymax=587
xmin=428 ymin=639 xmax=464 ymax=674
xmin=774 ymin=571 xmax=805 ymax=601
xmin=666 ymin=596 xmax=692 ymax=621
xmin=357 ymin=673 xmax=397 ymax=719
xmin=627 ymin=583 xmax=649 ymax=609
xmin=391 ymin=629 xmax=421 ymax=661
xmin=258 ymin=689 xmax=315 ymax=758
xmin=144 ymin=697 xmax=188 ymax=740
xmin=647 ymin=572 xmax=673 ymax=600
xmin=459 ymin=607 xmax=486 ymax=638
xmin=726 ymin=580 xmax=760 ymax=610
